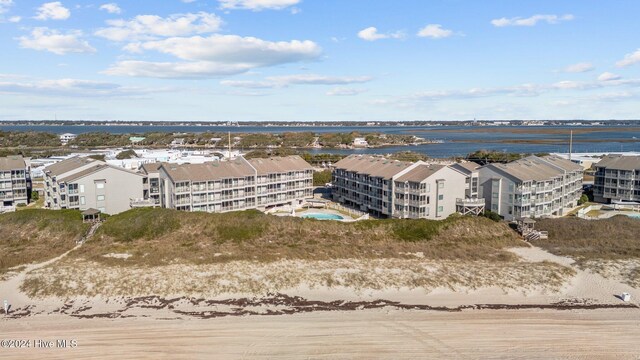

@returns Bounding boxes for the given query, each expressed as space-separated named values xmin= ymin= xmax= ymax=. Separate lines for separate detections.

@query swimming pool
xmin=626 ymin=213 xmax=640 ymax=219
xmin=301 ymin=213 xmax=345 ymax=220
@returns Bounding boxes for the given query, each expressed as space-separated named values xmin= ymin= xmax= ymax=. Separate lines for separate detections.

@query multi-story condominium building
xmin=593 ymin=155 xmax=640 ymax=203
xmin=156 ymin=156 xmax=314 ymax=213
xmin=450 ymin=162 xmax=481 ymax=198
xmin=477 ymin=155 xmax=583 ymax=221
xmin=44 ymin=157 xmax=146 ymax=215
xmin=139 ymin=163 xmax=163 ymax=207
xmin=0 ymin=155 xmax=30 ymax=209
xmin=332 ymin=155 xmax=469 ymax=219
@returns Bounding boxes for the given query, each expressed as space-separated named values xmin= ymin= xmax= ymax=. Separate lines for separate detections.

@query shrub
xmin=481 ymin=210 xmax=502 ymax=222
xmin=577 ymin=194 xmax=589 ymax=205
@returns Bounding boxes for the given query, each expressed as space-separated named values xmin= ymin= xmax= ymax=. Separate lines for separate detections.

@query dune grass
xmin=535 ymin=216 xmax=640 ymax=261
xmin=0 ymin=209 xmax=89 ymax=273
xmin=69 ymin=208 xmax=523 ymax=267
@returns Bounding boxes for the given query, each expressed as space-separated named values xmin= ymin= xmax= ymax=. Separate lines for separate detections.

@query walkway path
xmin=0 ymin=222 xmax=101 ymax=314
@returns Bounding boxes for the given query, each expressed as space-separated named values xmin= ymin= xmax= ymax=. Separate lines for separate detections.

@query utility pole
xmin=569 ymin=130 xmax=573 ymax=161
xmin=228 ymin=131 xmax=231 ymax=160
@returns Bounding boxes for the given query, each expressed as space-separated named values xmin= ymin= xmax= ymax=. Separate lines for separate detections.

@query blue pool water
xmin=301 ymin=213 xmax=344 ymax=220
xmin=626 ymin=213 xmax=640 ymax=219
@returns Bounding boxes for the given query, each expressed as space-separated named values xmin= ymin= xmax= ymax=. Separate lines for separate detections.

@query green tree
xmin=577 ymin=194 xmax=589 ymax=205
xmin=116 ymin=149 xmax=138 ymax=160
xmin=313 ymin=170 xmax=332 ymax=186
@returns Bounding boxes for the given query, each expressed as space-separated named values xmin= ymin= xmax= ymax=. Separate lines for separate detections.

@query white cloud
xmin=616 ymin=49 xmax=640 ymax=67
xmin=326 ymin=87 xmax=367 ymax=96
xmin=357 ymin=27 xmax=404 ymax=41
xmin=18 ymin=27 xmax=96 ymax=55
xmin=417 ymin=24 xmax=453 ymax=39
xmin=491 ymin=14 xmax=574 ymax=27
xmin=0 ymin=0 xmax=13 ymax=15
xmin=95 ymin=12 xmax=222 ymax=41
xmin=597 ymin=72 xmax=621 ymax=81
xmin=564 ymin=62 xmax=594 ymax=73
xmin=269 ymin=74 xmax=371 ymax=86
xmin=34 ymin=2 xmax=71 ymax=21
xmin=109 ymin=34 xmax=321 ymax=78
xmin=103 ymin=61 xmax=254 ymax=78
xmin=221 ymin=74 xmax=372 ymax=88
xmin=135 ymin=35 xmax=318 ymax=64
xmin=99 ymin=3 xmax=121 ymax=14
xmin=220 ymin=80 xmax=275 ymax=88
xmin=219 ymin=0 xmax=300 ymax=11
xmin=0 ymin=76 xmax=161 ymax=97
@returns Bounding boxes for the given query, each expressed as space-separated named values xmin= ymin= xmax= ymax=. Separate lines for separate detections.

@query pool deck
xmin=273 ymin=208 xmax=359 ymax=222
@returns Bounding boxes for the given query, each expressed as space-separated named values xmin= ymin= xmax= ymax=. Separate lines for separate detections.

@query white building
xmin=154 ymin=156 xmax=314 ymax=213
xmin=0 ymin=155 xmax=31 ymax=210
xmin=593 ymin=155 xmax=640 ymax=203
xmin=352 ymin=137 xmax=369 ymax=147
xmin=478 ymin=155 xmax=583 ymax=221
xmin=332 ymin=155 xmax=474 ymax=219
xmin=59 ymin=133 xmax=77 ymax=145
xmin=43 ymin=157 xmax=146 ymax=215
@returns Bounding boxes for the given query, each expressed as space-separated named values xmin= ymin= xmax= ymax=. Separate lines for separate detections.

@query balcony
xmin=130 ymin=198 xmax=159 ymax=208
xmin=456 ymin=198 xmax=485 ymax=207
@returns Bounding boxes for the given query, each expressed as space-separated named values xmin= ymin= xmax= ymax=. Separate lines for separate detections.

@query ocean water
xmin=1 ymin=124 xmax=639 ymax=158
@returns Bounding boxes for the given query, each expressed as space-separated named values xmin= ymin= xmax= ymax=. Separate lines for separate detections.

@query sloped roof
xmin=486 ymin=156 xmax=564 ymax=182
xmin=45 ymin=157 xmax=97 ymax=177
xmin=539 ymin=155 xmax=583 ymax=172
xmin=396 ymin=164 xmax=445 ymax=182
xmin=333 ymin=155 xmax=414 ymax=179
xmin=248 ymin=155 xmax=313 ymax=175
xmin=140 ymin=162 xmax=163 ymax=174
xmin=595 ymin=155 xmax=640 ymax=171
xmin=450 ymin=161 xmax=480 ymax=175
xmin=0 ymin=155 xmax=25 ymax=171
xmin=161 ymin=158 xmax=255 ymax=182
xmin=59 ymin=163 xmax=144 ymax=183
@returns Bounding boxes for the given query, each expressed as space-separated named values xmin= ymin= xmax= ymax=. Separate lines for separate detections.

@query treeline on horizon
xmin=2 ymin=119 xmax=640 ymax=126
xmin=0 ymin=128 xmax=547 ymax=166
xmin=0 ymin=130 xmax=421 ymax=150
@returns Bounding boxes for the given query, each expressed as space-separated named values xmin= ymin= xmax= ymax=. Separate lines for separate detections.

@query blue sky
xmin=1 ymin=0 xmax=640 ymax=121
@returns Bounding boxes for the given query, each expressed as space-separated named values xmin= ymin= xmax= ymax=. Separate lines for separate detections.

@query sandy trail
xmin=508 ymin=246 xmax=640 ymax=305
xmin=0 ymin=222 xmax=99 ymax=312
xmin=2 ymin=309 xmax=640 ymax=359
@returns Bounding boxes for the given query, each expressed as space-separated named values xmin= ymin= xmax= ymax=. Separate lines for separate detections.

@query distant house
xmin=129 ymin=136 xmax=146 ymax=144
xmin=171 ymin=138 xmax=185 ymax=147
xmin=353 ymin=137 xmax=368 ymax=147
xmin=59 ymin=133 xmax=77 ymax=145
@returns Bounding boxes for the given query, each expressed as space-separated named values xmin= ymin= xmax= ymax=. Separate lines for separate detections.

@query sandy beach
xmin=2 ymin=309 xmax=640 ymax=359
xmin=1 ymin=245 xmax=639 ymax=359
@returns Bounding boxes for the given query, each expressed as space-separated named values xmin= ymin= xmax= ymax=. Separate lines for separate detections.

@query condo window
xmin=96 ymin=182 xmax=105 ymax=189
xmin=97 ymin=195 xmax=105 ymax=201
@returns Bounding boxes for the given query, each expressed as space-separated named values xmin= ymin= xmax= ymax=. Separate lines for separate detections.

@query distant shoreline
xmin=2 ymin=119 xmax=640 ymax=127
